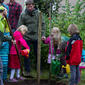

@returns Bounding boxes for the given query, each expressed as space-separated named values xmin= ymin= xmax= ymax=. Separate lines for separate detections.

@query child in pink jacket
xmin=42 ymin=27 xmax=61 ymax=64
xmin=9 ymin=25 xmax=30 ymax=82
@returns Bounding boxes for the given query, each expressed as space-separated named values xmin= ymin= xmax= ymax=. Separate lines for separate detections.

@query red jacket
xmin=65 ymin=34 xmax=83 ymax=65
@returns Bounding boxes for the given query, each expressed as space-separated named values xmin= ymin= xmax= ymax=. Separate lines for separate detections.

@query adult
xmin=0 ymin=0 xmax=9 ymax=17
xmin=7 ymin=0 xmax=22 ymax=32
xmin=18 ymin=0 xmax=46 ymax=76
xmin=0 ymin=6 xmax=11 ymax=81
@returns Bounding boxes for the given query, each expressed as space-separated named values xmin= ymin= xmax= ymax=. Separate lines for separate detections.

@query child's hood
xmin=13 ymin=31 xmax=23 ymax=40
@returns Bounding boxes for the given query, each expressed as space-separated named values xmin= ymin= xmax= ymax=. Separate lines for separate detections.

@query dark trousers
xmin=24 ymin=40 xmax=37 ymax=72
xmin=70 ymin=65 xmax=80 ymax=85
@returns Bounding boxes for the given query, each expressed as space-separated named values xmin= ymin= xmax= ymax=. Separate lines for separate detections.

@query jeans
xmin=24 ymin=40 xmax=37 ymax=72
xmin=69 ymin=65 xmax=80 ymax=85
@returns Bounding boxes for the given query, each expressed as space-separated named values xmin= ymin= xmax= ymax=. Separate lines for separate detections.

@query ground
xmin=5 ymin=79 xmax=68 ymax=85
xmin=5 ymin=69 xmax=68 ymax=85
xmin=4 ymin=68 xmax=85 ymax=85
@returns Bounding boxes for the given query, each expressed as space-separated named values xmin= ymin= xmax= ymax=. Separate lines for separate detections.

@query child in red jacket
xmin=65 ymin=24 xmax=83 ymax=85
xmin=9 ymin=25 xmax=30 ymax=82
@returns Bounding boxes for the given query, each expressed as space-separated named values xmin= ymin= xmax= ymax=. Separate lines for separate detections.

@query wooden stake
xmin=48 ymin=2 xmax=53 ymax=85
xmin=37 ymin=11 xmax=42 ymax=85
xmin=4 ymin=15 xmax=24 ymax=76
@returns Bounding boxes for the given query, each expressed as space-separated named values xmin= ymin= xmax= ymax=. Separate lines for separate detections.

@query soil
xmin=5 ymin=79 xmax=67 ymax=85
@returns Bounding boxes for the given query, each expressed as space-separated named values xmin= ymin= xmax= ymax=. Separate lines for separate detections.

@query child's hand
xmin=41 ymin=36 xmax=46 ymax=41
xmin=12 ymin=40 xmax=16 ymax=45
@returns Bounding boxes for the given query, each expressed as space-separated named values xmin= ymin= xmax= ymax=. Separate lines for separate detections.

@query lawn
xmin=6 ymin=69 xmax=85 ymax=85
xmin=79 ymin=69 xmax=85 ymax=85
xmin=30 ymin=69 xmax=85 ymax=85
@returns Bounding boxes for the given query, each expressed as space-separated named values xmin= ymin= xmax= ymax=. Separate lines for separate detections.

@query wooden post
xmin=48 ymin=1 xmax=53 ymax=85
xmin=37 ymin=11 xmax=42 ymax=85
xmin=4 ymin=15 xmax=24 ymax=76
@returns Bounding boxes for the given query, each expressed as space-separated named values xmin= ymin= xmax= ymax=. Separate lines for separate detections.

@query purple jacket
xmin=43 ymin=36 xmax=54 ymax=54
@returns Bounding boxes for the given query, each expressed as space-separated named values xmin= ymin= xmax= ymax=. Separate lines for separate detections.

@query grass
xmin=30 ymin=69 xmax=85 ymax=85
xmin=7 ymin=68 xmax=85 ymax=85
xmin=30 ymin=69 xmax=49 ymax=79
xmin=79 ymin=69 xmax=85 ymax=85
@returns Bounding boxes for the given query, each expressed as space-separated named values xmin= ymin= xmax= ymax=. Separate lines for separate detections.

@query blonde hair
xmin=67 ymin=24 xmax=80 ymax=35
xmin=52 ymin=27 xmax=61 ymax=48
xmin=17 ymin=25 xmax=28 ymax=32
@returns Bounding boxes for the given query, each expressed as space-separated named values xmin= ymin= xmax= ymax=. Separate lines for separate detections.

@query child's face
xmin=21 ymin=30 xmax=26 ymax=35
xmin=52 ymin=29 xmax=57 ymax=34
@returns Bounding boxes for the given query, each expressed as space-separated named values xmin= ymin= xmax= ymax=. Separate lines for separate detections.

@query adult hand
xmin=3 ymin=8 xmax=7 ymax=17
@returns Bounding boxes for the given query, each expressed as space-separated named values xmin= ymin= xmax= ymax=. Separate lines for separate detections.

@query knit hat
xmin=25 ymin=0 xmax=34 ymax=5
xmin=0 ymin=6 xmax=5 ymax=12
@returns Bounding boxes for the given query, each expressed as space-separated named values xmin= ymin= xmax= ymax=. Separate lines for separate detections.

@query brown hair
xmin=67 ymin=24 xmax=80 ymax=35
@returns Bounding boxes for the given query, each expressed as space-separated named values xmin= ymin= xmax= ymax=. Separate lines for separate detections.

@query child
xmin=42 ymin=27 xmax=61 ymax=64
xmin=65 ymin=24 xmax=83 ymax=85
xmin=52 ymin=27 xmax=61 ymax=56
xmin=8 ymin=25 xmax=30 ymax=82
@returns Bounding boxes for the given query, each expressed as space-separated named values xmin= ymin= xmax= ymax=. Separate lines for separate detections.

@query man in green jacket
xmin=18 ymin=0 xmax=46 ymax=76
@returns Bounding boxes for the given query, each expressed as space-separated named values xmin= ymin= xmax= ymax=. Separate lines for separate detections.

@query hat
xmin=0 ymin=6 xmax=5 ymax=12
xmin=25 ymin=0 xmax=34 ymax=5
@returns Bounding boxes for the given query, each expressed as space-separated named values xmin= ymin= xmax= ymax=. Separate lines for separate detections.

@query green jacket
xmin=18 ymin=8 xmax=46 ymax=41
xmin=0 ymin=15 xmax=11 ymax=47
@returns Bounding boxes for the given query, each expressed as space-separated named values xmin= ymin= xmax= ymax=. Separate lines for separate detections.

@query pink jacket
xmin=10 ymin=31 xmax=30 ymax=54
xmin=43 ymin=36 xmax=54 ymax=54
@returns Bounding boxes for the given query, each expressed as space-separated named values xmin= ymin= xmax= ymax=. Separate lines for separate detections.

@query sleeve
xmin=43 ymin=37 xmax=50 ymax=44
xmin=2 ymin=3 xmax=9 ymax=18
xmin=19 ymin=38 xmax=30 ymax=50
xmin=0 ymin=57 xmax=3 ymax=73
xmin=3 ymin=35 xmax=12 ymax=41
xmin=7 ymin=5 xmax=9 ymax=18
xmin=66 ymin=39 xmax=72 ymax=60
xmin=17 ymin=13 xmax=24 ymax=27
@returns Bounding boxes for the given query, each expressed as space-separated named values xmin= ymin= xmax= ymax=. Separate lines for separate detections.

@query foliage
xmin=48 ymin=0 xmax=85 ymax=45
xmin=41 ymin=0 xmax=85 ymax=69
xmin=34 ymin=0 xmax=62 ymax=15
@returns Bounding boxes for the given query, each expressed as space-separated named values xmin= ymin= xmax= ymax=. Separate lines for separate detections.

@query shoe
xmin=8 ymin=78 xmax=18 ymax=82
xmin=17 ymin=76 xmax=26 ymax=80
